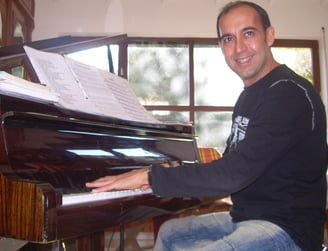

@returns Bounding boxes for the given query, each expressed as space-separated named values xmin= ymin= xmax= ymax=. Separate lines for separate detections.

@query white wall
xmin=33 ymin=0 xmax=328 ymax=104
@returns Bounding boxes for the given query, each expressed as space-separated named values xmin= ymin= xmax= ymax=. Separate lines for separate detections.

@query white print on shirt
xmin=228 ymin=115 xmax=249 ymax=152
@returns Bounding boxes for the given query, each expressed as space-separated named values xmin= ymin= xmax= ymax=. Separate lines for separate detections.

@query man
xmin=86 ymin=1 xmax=327 ymax=250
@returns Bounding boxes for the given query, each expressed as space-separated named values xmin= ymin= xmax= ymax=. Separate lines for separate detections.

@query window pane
xmin=195 ymin=111 xmax=232 ymax=152
xmin=272 ymin=47 xmax=313 ymax=83
xmin=67 ymin=45 xmax=119 ymax=74
xmin=12 ymin=66 xmax=24 ymax=78
xmin=150 ymin=110 xmax=189 ymax=123
xmin=194 ymin=45 xmax=243 ymax=106
xmin=128 ymin=44 xmax=189 ymax=106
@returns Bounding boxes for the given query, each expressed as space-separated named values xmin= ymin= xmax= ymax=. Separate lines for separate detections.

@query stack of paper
xmin=0 ymin=71 xmax=59 ymax=103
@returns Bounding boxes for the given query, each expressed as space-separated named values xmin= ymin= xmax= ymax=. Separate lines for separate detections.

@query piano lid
xmin=0 ymin=35 xmax=128 ymax=82
xmin=0 ymin=35 xmax=127 ymax=57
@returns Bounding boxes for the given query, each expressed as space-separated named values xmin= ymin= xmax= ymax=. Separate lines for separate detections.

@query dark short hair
xmin=216 ymin=1 xmax=271 ymax=41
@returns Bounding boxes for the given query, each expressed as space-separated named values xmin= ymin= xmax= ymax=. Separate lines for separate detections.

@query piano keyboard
xmin=62 ymin=188 xmax=153 ymax=206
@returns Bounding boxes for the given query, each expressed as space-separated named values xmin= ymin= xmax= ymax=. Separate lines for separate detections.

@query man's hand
xmin=85 ymin=168 xmax=149 ymax=193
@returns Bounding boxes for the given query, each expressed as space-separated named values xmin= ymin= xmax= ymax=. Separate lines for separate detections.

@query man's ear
xmin=266 ymin=26 xmax=275 ymax=46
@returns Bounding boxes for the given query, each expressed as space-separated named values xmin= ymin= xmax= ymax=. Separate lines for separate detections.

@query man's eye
xmin=222 ymin=36 xmax=233 ymax=43
xmin=245 ymin=31 xmax=254 ymax=37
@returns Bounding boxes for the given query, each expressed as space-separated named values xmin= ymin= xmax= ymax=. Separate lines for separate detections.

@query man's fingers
xmin=86 ymin=176 xmax=113 ymax=188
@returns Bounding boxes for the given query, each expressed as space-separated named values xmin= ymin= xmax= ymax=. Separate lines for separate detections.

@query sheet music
xmin=65 ymin=56 xmax=159 ymax=123
xmin=23 ymin=46 xmax=99 ymax=115
xmin=24 ymin=46 xmax=160 ymax=124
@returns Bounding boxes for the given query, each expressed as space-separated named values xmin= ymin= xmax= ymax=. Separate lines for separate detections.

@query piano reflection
xmin=0 ymin=36 xmax=202 ymax=249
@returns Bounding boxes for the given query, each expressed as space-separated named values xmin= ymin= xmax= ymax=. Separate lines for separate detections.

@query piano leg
xmin=76 ymin=231 xmax=104 ymax=251
xmin=115 ymin=222 xmax=146 ymax=251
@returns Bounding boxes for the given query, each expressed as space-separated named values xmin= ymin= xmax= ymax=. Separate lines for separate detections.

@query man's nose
xmin=235 ymin=37 xmax=247 ymax=52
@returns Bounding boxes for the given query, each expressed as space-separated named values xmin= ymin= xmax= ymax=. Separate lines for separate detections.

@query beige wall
xmin=33 ymin=0 xmax=328 ymax=104
xmin=33 ymin=0 xmax=328 ymax=39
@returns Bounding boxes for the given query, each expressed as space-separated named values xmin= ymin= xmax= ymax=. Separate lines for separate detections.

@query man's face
xmin=218 ymin=5 xmax=275 ymax=87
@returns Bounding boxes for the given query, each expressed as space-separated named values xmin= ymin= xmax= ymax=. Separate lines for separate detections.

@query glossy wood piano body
xmin=0 ymin=94 xmax=201 ymax=244
xmin=0 ymin=36 xmax=202 ymax=247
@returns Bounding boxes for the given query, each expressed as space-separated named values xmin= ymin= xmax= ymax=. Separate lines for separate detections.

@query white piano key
xmin=62 ymin=188 xmax=153 ymax=206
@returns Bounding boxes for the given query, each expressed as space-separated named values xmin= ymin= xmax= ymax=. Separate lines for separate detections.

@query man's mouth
xmin=236 ymin=55 xmax=252 ymax=64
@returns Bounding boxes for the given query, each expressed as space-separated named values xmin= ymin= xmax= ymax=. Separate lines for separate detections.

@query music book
xmin=22 ymin=45 xmax=160 ymax=124
xmin=0 ymin=70 xmax=59 ymax=103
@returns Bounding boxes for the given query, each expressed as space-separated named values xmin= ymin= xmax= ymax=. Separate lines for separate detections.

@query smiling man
xmin=86 ymin=1 xmax=327 ymax=250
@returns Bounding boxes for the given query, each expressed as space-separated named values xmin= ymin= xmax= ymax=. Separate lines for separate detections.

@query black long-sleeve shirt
xmin=150 ymin=65 xmax=327 ymax=251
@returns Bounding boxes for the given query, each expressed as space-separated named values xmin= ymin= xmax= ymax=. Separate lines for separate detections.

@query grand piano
xmin=0 ymin=36 xmax=203 ymax=250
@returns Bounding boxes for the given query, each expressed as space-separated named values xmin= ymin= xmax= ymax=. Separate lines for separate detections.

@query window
xmin=127 ymin=43 xmax=190 ymax=123
xmin=125 ymin=38 xmax=320 ymax=152
xmin=68 ymin=38 xmax=320 ymax=152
